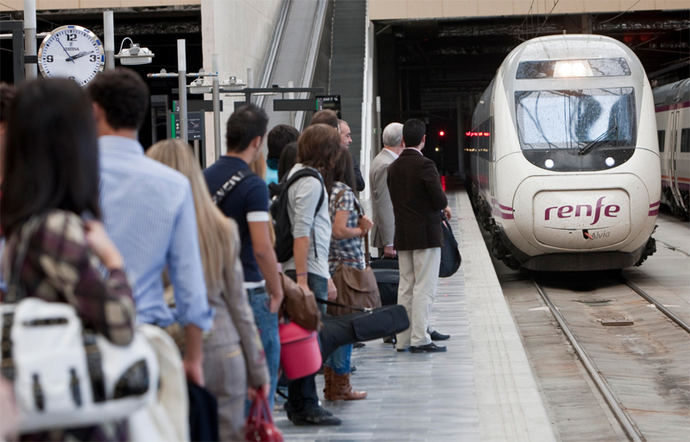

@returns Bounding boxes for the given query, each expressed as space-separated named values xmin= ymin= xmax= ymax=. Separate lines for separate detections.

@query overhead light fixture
xmin=188 ymin=75 xmax=246 ymax=94
xmin=115 ymin=37 xmax=154 ymax=65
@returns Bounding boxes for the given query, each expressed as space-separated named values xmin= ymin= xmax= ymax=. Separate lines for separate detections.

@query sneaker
xmin=287 ymin=406 xmax=342 ymax=426
xmin=409 ymin=342 xmax=447 ymax=353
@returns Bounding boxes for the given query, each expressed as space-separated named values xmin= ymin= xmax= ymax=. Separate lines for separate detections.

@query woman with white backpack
xmin=0 ymin=78 xmax=136 ymax=441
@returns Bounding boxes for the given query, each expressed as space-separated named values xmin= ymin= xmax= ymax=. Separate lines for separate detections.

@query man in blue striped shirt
xmin=89 ymin=68 xmax=213 ymax=386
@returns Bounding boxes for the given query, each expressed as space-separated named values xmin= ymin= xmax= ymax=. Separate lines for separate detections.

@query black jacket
xmin=387 ymin=149 xmax=447 ymax=251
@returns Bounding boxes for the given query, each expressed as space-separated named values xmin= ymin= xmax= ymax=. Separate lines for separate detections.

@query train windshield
xmin=515 ymin=87 xmax=636 ymax=151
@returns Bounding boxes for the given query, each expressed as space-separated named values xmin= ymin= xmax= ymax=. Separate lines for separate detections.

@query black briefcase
xmin=370 ymin=257 xmax=399 ymax=270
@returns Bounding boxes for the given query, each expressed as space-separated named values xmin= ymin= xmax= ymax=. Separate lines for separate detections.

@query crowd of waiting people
xmin=0 ymin=67 xmax=452 ymax=441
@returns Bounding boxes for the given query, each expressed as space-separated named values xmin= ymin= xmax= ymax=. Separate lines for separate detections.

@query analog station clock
xmin=38 ymin=25 xmax=105 ymax=86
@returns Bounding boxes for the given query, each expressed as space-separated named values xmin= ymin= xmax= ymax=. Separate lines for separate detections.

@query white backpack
xmin=0 ymin=216 xmax=159 ymax=433
xmin=1 ymin=299 xmax=159 ymax=432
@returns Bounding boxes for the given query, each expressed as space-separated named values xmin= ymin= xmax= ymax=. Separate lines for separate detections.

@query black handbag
xmin=439 ymin=214 xmax=461 ymax=278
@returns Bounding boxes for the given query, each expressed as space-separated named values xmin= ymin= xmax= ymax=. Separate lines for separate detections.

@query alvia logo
xmin=544 ymin=196 xmax=620 ymax=225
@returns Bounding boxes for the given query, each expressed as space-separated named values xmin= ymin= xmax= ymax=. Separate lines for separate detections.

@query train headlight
xmin=544 ymin=159 xmax=555 ymax=169
xmin=605 ymin=157 xmax=615 ymax=167
xmin=553 ymin=60 xmax=592 ymax=78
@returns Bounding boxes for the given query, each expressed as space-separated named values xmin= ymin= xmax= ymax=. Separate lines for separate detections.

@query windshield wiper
xmin=578 ymin=124 xmax=617 ymax=155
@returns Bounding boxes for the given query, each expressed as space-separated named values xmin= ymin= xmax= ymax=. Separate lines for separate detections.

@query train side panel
xmin=655 ymin=78 xmax=690 ymax=218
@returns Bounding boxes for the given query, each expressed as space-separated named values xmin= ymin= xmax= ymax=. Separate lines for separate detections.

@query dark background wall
xmin=375 ymin=10 xmax=690 ymax=177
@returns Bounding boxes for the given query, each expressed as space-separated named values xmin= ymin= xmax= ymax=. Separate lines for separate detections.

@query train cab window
xmin=658 ymin=130 xmax=665 ymax=152
xmin=682 ymin=129 xmax=690 ymax=153
xmin=516 ymin=58 xmax=631 ymax=79
xmin=515 ymin=87 xmax=636 ymax=151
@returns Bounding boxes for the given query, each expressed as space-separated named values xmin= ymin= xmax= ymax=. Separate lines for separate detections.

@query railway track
xmin=622 ymin=278 xmax=690 ymax=334
xmin=532 ymin=278 xmax=690 ymax=441
xmin=656 ymin=239 xmax=690 ymax=258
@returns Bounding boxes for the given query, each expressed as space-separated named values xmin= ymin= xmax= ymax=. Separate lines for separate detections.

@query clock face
xmin=38 ymin=25 xmax=105 ymax=87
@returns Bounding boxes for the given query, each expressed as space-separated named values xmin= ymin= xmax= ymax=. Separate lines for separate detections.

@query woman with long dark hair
xmin=0 ymin=78 xmax=135 ymax=441
xmin=322 ymin=147 xmax=373 ymax=401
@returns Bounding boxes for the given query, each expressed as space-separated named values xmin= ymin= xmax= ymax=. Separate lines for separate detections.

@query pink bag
xmin=244 ymin=387 xmax=282 ymax=442
xmin=278 ymin=322 xmax=322 ymax=380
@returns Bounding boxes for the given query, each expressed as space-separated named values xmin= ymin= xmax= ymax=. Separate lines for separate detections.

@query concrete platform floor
xmin=273 ymin=190 xmax=554 ymax=441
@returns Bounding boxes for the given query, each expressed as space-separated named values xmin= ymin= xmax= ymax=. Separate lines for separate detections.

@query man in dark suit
xmin=387 ymin=119 xmax=451 ymax=353
xmin=338 ymin=119 xmax=365 ymax=192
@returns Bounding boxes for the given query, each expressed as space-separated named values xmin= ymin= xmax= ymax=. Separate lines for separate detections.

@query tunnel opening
xmin=374 ymin=10 xmax=690 ymax=180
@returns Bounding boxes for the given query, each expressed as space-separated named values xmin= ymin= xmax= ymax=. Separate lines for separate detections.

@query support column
xmin=23 ymin=0 xmax=37 ymax=80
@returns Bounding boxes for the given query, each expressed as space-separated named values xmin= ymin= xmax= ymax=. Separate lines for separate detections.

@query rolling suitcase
xmin=373 ymin=268 xmax=399 ymax=306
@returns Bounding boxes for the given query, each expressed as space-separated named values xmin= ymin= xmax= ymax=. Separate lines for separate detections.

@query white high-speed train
xmin=654 ymin=78 xmax=690 ymax=219
xmin=468 ymin=34 xmax=659 ymax=271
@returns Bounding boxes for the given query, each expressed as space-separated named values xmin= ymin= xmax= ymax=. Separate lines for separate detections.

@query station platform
xmin=274 ymin=189 xmax=555 ymax=441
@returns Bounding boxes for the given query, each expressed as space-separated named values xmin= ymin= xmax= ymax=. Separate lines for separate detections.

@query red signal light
xmin=439 ymin=130 xmax=445 ymax=137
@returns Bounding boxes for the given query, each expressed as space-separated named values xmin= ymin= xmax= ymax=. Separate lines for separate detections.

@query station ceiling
xmin=376 ymin=9 xmax=690 ymax=116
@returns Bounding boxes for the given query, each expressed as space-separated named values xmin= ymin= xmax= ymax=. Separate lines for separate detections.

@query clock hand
xmin=56 ymin=38 xmax=76 ymax=63
xmin=69 ymin=50 xmax=94 ymax=61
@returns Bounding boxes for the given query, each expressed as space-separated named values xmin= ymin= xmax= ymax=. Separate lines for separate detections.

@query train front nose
xmin=512 ymin=173 xmax=653 ymax=253
xmin=533 ymin=190 xmax=631 ymax=249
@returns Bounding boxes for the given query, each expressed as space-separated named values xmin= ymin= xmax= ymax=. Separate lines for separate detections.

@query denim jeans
xmin=283 ymin=271 xmax=328 ymax=413
xmin=246 ymin=287 xmax=280 ymax=413
xmin=324 ymin=344 xmax=352 ymax=375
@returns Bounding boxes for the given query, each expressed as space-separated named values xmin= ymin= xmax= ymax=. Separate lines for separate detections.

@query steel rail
xmin=656 ymin=239 xmax=690 ymax=258
xmin=623 ymin=279 xmax=690 ymax=334
xmin=532 ymin=280 xmax=646 ymax=442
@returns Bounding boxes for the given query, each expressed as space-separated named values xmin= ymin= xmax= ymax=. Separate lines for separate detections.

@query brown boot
xmin=323 ymin=366 xmax=335 ymax=399
xmin=329 ymin=372 xmax=367 ymax=401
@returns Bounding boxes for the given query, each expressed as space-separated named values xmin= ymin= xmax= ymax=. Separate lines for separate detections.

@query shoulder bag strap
xmin=333 ymin=188 xmax=370 ymax=265
xmin=5 ymin=216 xmax=45 ymax=303
xmin=212 ymin=169 xmax=249 ymax=205
xmin=354 ymin=196 xmax=371 ymax=264
xmin=315 ymin=297 xmax=368 ymax=313
xmin=334 ymin=189 xmax=347 ymax=207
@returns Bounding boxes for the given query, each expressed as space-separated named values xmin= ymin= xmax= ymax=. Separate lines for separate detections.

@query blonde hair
xmin=250 ymin=150 xmax=267 ymax=179
xmin=249 ymin=150 xmax=276 ymax=244
xmin=147 ymin=139 xmax=235 ymax=292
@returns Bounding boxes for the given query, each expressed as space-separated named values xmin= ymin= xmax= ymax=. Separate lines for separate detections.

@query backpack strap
xmin=1 ymin=310 xmax=15 ymax=380
xmin=285 ymin=168 xmax=325 ymax=215
xmin=212 ymin=169 xmax=249 ymax=205
xmin=2 ymin=215 xmax=49 ymax=381
xmin=284 ymin=168 xmax=326 ymax=259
